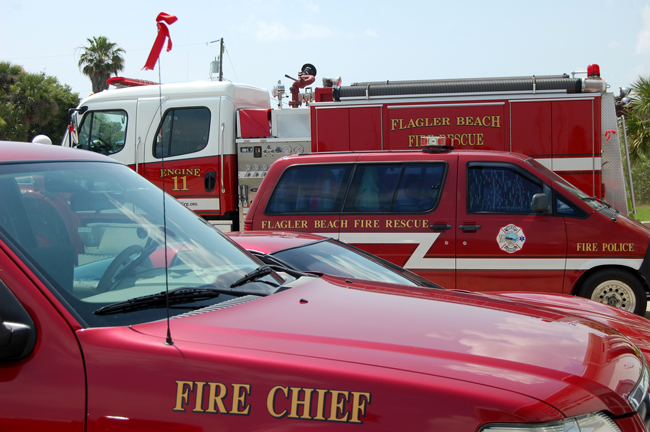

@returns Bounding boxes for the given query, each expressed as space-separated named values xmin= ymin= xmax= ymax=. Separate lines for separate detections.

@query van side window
xmin=343 ymin=163 xmax=446 ymax=213
xmin=154 ymin=108 xmax=210 ymax=158
xmin=266 ymin=165 xmax=352 ymax=214
xmin=392 ymin=164 xmax=445 ymax=212
xmin=555 ymin=194 xmax=587 ymax=218
xmin=76 ymin=110 xmax=127 ymax=155
xmin=344 ymin=164 xmax=400 ymax=212
xmin=468 ymin=164 xmax=542 ymax=213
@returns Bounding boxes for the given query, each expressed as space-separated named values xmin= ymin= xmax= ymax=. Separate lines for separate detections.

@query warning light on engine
xmin=587 ymin=64 xmax=601 ymax=79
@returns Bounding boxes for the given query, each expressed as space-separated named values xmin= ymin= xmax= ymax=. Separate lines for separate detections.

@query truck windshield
xmin=527 ymin=159 xmax=605 ymax=212
xmin=0 ymin=161 xmax=277 ymax=327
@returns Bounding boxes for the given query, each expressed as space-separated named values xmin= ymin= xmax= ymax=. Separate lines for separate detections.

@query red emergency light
xmin=420 ymin=136 xmax=454 ymax=152
xmin=107 ymin=77 xmax=159 ymax=88
xmin=587 ymin=64 xmax=601 ymax=79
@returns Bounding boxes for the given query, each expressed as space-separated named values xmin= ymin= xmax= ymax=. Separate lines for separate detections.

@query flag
xmin=143 ymin=13 xmax=178 ymax=71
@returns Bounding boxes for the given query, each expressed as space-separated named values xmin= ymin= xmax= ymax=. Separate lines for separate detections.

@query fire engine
xmin=63 ymin=64 xmax=632 ymax=233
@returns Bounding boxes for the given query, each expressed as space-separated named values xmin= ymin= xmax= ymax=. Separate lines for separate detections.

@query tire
xmin=578 ymin=269 xmax=647 ymax=316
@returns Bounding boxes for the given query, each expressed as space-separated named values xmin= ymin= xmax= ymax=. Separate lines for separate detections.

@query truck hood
xmin=132 ymin=277 xmax=643 ymax=417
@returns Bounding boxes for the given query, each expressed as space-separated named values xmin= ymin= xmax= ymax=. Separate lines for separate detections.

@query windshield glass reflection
xmin=0 ymin=161 xmax=274 ymax=327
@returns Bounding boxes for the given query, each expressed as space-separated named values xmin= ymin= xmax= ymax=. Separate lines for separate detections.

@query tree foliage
xmin=78 ymin=36 xmax=125 ymax=93
xmin=0 ymin=62 xmax=80 ymax=144
xmin=622 ymin=76 xmax=650 ymax=161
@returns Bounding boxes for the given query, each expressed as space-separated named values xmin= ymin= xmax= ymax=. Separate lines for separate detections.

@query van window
xmin=343 ymin=163 xmax=445 ymax=213
xmin=468 ymin=164 xmax=542 ymax=213
xmin=77 ymin=110 xmax=127 ymax=155
xmin=154 ymin=108 xmax=210 ymax=158
xmin=556 ymin=194 xmax=588 ymax=218
xmin=266 ymin=165 xmax=352 ymax=214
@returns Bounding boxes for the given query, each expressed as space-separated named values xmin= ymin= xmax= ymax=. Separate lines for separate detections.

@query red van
xmin=246 ymin=146 xmax=650 ymax=315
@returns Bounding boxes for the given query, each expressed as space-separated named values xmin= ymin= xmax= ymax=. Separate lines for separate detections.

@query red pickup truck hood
xmin=133 ymin=277 xmax=643 ymax=417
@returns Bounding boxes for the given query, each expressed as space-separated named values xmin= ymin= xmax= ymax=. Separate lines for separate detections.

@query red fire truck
xmin=63 ymin=64 xmax=631 ymax=232
xmin=4 ymin=139 xmax=650 ymax=431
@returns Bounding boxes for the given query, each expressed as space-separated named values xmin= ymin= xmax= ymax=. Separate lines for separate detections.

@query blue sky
xmin=2 ymin=0 xmax=650 ymax=103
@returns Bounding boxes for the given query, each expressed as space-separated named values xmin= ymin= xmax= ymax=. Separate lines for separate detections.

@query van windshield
xmin=527 ymin=159 xmax=606 ymax=212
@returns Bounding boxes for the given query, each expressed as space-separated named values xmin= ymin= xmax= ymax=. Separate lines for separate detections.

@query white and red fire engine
xmin=63 ymin=64 xmax=631 ymax=231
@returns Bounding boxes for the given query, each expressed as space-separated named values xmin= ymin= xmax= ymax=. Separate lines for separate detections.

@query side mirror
xmin=0 ymin=312 xmax=36 ymax=361
xmin=531 ymin=193 xmax=549 ymax=213
xmin=0 ymin=282 xmax=37 ymax=362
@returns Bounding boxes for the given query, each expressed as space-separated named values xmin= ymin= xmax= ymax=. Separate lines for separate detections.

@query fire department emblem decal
xmin=497 ymin=224 xmax=526 ymax=253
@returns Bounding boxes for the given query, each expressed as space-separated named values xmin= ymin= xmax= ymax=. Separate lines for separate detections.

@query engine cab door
xmin=140 ymin=97 xmax=223 ymax=215
xmin=455 ymin=155 xmax=567 ymax=292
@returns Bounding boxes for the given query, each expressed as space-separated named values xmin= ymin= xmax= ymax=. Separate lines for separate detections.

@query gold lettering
xmin=415 ymin=118 xmax=424 ymax=127
xmin=313 ymin=389 xmax=329 ymax=421
xmin=341 ymin=219 xmax=348 ymax=229
xmin=205 ymin=382 xmax=228 ymax=414
xmin=173 ymin=381 xmax=194 ymax=412
xmin=349 ymin=392 xmax=372 ymax=424
xmin=231 ymin=384 xmax=251 ymax=415
xmin=289 ymin=387 xmax=314 ymax=419
xmin=328 ymin=390 xmax=350 ymax=422
xmin=386 ymin=220 xmax=393 ymax=228
xmin=193 ymin=382 xmax=206 ymax=412
xmin=456 ymin=117 xmax=465 ymax=126
xmin=267 ymin=386 xmax=288 ymax=418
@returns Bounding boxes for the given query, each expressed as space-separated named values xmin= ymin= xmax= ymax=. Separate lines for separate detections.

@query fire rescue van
xmin=244 ymin=142 xmax=650 ymax=315
xmin=4 ymin=140 xmax=650 ymax=431
xmin=63 ymin=64 xmax=631 ymax=233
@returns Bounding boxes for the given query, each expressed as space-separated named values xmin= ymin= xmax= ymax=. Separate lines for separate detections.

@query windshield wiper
xmin=230 ymin=265 xmax=278 ymax=288
xmin=230 ymin=264 xmax=315 ymax=289
xmin=94 ymin=285 xmax=271 ymax=315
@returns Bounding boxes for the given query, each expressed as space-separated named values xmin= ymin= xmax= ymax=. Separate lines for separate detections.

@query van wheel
xmin=578 ymin=269 xmax=647 ymax=315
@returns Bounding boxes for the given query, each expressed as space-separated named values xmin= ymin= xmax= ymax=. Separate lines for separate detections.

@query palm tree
xmin=78 ymin=36 xmax=125 ymax=93
xmin=624 ymin=76 xmax=650 ymax=161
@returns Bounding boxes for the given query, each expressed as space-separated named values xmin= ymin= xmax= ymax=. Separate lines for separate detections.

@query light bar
xmin=420 ymin=136 xmax=450 ymax=147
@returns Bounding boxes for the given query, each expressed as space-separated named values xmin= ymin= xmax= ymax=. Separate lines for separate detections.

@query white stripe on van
xmin=319 ymin=232 xmax=642 ymax=272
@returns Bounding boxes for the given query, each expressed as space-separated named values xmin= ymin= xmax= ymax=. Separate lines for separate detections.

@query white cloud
xmin=365 ymin=29 xmax=378 ymax=37
xmin=636 ymin=5 xmax=650 ymax=54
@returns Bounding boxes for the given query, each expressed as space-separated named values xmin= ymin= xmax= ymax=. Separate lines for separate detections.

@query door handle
xmin=459 ymin=224 xmax=481 ymax=232
xmin=429 ymin=224 xmax=452 ymax=231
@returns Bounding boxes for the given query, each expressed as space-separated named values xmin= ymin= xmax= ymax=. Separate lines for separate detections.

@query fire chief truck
xmin=5 ymin=140 xmax=650 ymax=431
xmin=63 ymin=64 xmax=631 ymax=232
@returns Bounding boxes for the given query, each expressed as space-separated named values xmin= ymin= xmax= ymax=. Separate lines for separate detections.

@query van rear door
xmin=455 ymin=154 xmax=567 ymax=292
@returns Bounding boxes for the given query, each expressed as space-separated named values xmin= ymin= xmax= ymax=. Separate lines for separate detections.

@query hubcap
xmin=591 ymin=280 xmax=636 ymax=312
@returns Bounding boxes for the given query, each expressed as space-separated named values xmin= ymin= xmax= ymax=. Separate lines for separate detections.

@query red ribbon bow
xmin=143 ymin=13 xmax=178 ymax=71
xmin=605 ymin=129 xmax=617 ymax=142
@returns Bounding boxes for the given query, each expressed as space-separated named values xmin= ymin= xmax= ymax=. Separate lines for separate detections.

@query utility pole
xmin=219 ymin=39 xmax=224 ymax=82
xmin=208 ymin=38 xmax=225 ymax=82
